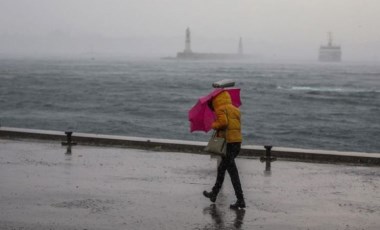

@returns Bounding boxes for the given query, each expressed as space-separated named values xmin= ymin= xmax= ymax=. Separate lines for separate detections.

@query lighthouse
xmin=238 ymin=37 xmax=243 ymax=55
xmin=184 ymin=27 xmax=192 ymax=53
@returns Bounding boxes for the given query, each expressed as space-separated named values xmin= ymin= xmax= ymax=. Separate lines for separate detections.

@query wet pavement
xmin=0 ymin=139 xmax=379 ymax=230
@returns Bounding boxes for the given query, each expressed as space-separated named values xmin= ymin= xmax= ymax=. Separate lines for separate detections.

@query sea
xmin=0 ymin=58 xmax=379 ymax=153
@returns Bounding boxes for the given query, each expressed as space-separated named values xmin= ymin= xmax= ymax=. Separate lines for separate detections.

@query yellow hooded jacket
xmin=211 ymin=91 xmax=242 ymax=143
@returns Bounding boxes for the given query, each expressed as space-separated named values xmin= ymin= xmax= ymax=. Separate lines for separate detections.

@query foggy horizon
xmin=1 ymin=0 xmax=379 ymax=62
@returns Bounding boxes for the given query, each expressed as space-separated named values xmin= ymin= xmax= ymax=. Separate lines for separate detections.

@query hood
xmin=212 ymin=91 xmax=232 ymax=109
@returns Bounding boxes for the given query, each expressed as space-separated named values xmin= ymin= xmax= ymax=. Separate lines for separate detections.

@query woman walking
xmin=203 ymin=90 xmax=245 ymax=209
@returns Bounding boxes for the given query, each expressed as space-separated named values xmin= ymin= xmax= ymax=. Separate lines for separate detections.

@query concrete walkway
xmin=0 ymin=139 xmax=379 ymax=230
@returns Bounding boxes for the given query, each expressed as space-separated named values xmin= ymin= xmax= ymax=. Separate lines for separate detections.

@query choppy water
xmin=0 ymin=58 xmax=379 ymax=153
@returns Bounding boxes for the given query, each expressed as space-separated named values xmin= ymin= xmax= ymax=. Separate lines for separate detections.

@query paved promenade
xmin=0 ymin=139 xmax=379 ymax=230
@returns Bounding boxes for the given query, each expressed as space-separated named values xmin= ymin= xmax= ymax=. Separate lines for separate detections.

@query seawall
xmin=0 ymin=127 xmax=379 ymax=165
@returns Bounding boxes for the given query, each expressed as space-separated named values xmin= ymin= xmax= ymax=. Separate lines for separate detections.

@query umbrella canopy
xmin=188 ymin=88 xmax=241 ymax=132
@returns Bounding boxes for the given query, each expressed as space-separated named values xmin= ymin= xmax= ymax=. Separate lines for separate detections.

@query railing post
xmin=62 ymin=131 xmax=77 ymax=154
xmin=260 ymin=145 xmax=277 ymax=172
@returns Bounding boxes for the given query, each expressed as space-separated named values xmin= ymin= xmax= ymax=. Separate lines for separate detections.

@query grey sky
xmin=1 ymin=0 xmax=379 ymax=61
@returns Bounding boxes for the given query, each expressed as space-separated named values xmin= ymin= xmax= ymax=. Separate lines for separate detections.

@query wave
xmin=278 ymin=85 xmax=380 ymax=93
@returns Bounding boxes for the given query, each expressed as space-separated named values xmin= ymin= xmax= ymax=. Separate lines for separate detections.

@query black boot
xmin=203 ymin=190 xmax=217 ymax=202
xmin=230 ymin=199 xmax=246 ymax=209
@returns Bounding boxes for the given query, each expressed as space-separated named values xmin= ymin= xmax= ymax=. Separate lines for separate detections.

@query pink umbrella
xmin=188 ymin=88 xmax=241 ymax=132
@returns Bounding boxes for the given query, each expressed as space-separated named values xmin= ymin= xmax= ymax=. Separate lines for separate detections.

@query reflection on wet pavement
xmin=202 ymin=204 xmax=246 ymax=230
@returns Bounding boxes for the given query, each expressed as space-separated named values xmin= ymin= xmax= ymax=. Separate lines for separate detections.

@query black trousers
xmin=212 ymin=142 xmax=244 ymax=200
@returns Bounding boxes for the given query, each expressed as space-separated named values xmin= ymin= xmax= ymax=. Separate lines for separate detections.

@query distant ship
xmin=318 ymin=32 xmax=342 ymax=62
xmin=175 ymin=28 xmax=245 ymax=60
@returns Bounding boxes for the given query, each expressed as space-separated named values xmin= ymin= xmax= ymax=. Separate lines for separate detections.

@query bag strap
xmin=224 ymin=108 xmax=229 ymax=137
xmin=213 ymin=108 xmax=229 ymax=138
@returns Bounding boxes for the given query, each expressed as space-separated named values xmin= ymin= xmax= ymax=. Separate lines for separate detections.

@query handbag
xmin=204 ymin=109 xmax=229 ymax=156
xmin=204 ymin=131 xmax=226 ymax=156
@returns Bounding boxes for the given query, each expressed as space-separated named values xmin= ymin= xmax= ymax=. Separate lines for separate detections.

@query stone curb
xmin=0 ymin=127 xmax=379 ymax=165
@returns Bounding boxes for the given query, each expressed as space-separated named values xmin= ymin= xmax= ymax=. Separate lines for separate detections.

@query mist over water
xmin=0 ymin=58 xmax=379 ymax=153
xmin=1 ymin=1 xmax=380 ymax=62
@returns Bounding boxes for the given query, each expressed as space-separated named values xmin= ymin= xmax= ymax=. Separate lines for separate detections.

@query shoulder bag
xmin=204 ymin=110 xmax=228 ymax=156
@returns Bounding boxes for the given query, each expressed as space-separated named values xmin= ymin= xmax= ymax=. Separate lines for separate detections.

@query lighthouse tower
xmin=184 ymin=27 xmax=192 ymax=53
xmin=238 ymin=37 xmax=243 ymax=55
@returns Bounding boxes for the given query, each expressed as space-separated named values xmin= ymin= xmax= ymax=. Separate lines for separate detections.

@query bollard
xmin=260 ymin=146 xmax=277 ymax=172
xmin=61 ymin=131 xmax=77 ymax=146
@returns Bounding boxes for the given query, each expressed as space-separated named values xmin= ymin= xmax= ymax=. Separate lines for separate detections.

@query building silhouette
xmin=319 ymin=32 xmax=342 ymax=62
